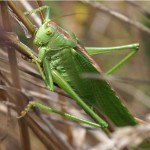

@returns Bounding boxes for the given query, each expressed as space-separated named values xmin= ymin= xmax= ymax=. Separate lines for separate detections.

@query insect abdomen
xmin=51 ymin=48 xmax=137 ymax=127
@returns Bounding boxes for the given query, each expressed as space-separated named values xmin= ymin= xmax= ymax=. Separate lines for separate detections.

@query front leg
xmin=43 ymin=57 xmax=54 ymax=90
xmin=37 ymin=47 xmax=54 ymax=90
xmin=24 ymin=5 xmax=51 ymax=23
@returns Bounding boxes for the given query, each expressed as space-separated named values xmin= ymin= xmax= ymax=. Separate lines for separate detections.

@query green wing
xmin=55 ymin=47 xmax=137 ymax=127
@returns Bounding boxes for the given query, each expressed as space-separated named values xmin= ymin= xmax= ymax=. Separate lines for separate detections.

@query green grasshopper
xmin=18 ymin=6 xmax=139 ymax=128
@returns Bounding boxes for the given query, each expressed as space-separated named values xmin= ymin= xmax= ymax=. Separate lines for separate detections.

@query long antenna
xmin=83 ymin=73 xmax=150 ymax=85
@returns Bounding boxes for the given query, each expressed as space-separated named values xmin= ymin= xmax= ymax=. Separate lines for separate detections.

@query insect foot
xmin=17 ymin=101 xmax=34 ymax=118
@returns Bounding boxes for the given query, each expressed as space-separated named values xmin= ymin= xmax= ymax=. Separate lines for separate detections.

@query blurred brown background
xmin=0 ymin=1 xmax=150 ymax=150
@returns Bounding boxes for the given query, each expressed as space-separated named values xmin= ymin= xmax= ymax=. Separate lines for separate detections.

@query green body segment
xmin=51 ymin=48 xmax=136 ymax=126
xmin=35 ymin=20 xmax=137 ymax=127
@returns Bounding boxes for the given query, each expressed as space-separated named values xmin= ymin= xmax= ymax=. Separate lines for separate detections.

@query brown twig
xmin=0 ymin=1 xmax=31 ymax=150
xmin=8 ymin=0 xmax=35 ymax=35
xmin=81 ymin=0 xmax=150 ymax=35
xmin=35 ymin=1 xmax=45 ymax=21
xmin=27 ymin=115 xmax=61 ymax=150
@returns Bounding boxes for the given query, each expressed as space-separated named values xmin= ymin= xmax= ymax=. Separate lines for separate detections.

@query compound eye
xmin=46 ymin=29 xmax=52 ymax=35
